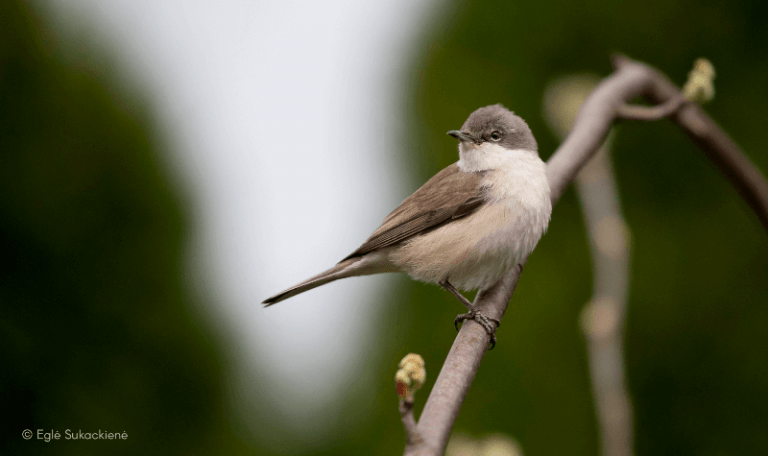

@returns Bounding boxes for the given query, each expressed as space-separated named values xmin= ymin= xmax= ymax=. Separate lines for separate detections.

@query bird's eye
xmin=490 ymin=131 xmax=502 ymax=141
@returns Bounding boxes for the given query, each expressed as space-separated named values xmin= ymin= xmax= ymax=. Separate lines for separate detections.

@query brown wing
xmin=341 ymin=163 xmax=486 ymax=261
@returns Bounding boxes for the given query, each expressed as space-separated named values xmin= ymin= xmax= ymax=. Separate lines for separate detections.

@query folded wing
xmin=342 ymin=163 xmax=486 ymax=261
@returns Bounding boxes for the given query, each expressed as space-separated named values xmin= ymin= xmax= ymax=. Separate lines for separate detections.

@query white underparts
xmin=392 ymin=145 xmax=552 ymax=291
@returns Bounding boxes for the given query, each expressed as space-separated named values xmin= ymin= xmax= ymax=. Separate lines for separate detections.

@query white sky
xmin=39 ymin=0 xmax=439 ymax=447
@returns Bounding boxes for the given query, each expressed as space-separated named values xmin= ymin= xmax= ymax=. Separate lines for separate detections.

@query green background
xmin=2 ymin=0 xmax=766 ymax=455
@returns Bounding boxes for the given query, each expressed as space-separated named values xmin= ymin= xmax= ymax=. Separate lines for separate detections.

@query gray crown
xmin=461 ymin=104 xmax=538 ymax=152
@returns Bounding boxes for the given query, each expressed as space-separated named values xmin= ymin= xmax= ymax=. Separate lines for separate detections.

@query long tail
xmin=262 ymin=258 xmax=360 ymax=306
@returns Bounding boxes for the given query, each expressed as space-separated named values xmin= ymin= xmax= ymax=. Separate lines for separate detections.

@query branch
xmin=611 ymin=55 xmax=768 ymax=233
xmin=576 ymin=145 xmax=634 ymax=456
xmin=402 ymin=55 xmax=768 ymax=456
xmin=544 ymin=73 xmax=634 ymax=456
xmin=399 ymin=399 xmax=421 ymax=446
xmin=616 ymin=94 xmax=686 ymax=121
xmin=406 ymin=264 xmax=525 ymax=456
xmin=396 ymin=353 xmax=426 ymax=448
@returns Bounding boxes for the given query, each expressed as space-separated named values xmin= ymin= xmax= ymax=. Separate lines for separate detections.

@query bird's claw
xmin=454 ymin=310 xmax=500 ymax=349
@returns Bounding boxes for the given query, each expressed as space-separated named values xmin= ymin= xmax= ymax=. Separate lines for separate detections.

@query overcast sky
xmin=39 ymin=0 xmax=439 ymax=445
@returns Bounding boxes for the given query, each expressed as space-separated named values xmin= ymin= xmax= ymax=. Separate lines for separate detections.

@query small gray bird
xmin=263 ymin=104 xmax=552 ymax=347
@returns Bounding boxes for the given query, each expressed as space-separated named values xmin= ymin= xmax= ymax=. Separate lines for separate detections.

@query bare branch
xmin=544 ymin=73 xmax=634 ymax=456
xmin=399 ymin=398 xmax=422 ymax=446
xmin=402 ymin=54 xmax=768 ymax=456
xmin=576 ymin=145 xmax=634 ymax=456
xmin=547 ymin=57 xmax=660 ymax=202
xmin=407 ymin=264 xmax=524 ymax=455
xmin=616 ymin=94 xmax=686 ymax=121
xmin=613 ymin=55 xmax=768 ymax=233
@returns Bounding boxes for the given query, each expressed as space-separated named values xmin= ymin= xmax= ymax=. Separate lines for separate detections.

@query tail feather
xmin=262 ymin=258 xmax=358 ymax=306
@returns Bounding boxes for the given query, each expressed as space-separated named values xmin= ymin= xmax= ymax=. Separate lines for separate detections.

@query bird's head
xmin=448 ymin=104 xmax=538 ymax=172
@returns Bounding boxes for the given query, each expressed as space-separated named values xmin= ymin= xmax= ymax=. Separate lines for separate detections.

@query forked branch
xmin=402 ymin=54 xmax=768 ymax=456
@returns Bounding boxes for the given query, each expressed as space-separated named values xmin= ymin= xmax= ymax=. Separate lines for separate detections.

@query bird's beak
xmin=447 ymin=130 xmax=482 ymax=145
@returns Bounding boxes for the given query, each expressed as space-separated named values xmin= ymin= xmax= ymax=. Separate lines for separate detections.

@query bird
xmin=263 ymin=104 xmax=552 ymax=347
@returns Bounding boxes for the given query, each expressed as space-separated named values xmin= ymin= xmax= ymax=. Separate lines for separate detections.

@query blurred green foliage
xmin=3 ymin=0 xmax=767 ymax=455
xmin=0 ymin=1 xmax=245 ymax=455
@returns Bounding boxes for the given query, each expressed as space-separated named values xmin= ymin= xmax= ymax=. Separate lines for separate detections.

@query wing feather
xmin=342 ymin=163 xmax=486 ymax=260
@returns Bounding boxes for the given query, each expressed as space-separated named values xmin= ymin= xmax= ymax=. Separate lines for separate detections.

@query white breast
xmin=393 ymin=145 xmax=552 ymax=291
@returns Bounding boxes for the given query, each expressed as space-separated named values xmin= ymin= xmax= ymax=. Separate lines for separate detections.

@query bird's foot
xmin=439 ymin=280 xmax=500 ymax=349
xmin=454 ymin=309 xmax=500 ymax=349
